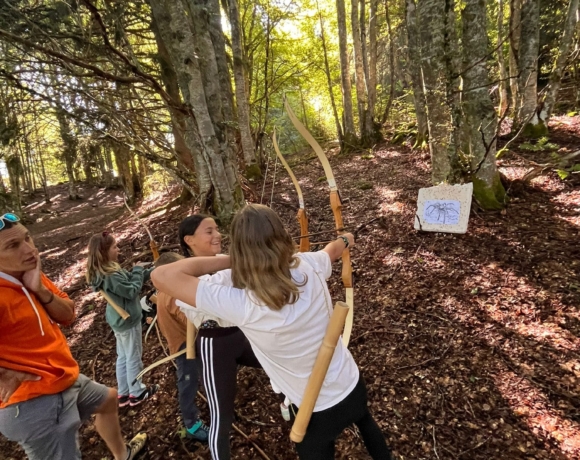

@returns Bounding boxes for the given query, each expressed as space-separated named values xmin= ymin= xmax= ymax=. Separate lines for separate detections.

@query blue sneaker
xmin=186 ymin=419 xmax=209 ymax=442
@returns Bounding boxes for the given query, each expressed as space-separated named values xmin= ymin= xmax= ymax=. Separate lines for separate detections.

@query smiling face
xmin=0 ymin=224 xmax=38 ymax=278
xmin=184 ymin=218 xmax=222 ymax=257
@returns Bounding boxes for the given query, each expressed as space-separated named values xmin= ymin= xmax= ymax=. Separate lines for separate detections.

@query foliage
xmin=519 ymin=137 xmax=559 ymax=151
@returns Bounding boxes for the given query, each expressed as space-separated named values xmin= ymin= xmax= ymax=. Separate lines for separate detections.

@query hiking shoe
xmin=125 ymin=432 xmax=147 ymax=460
xmin=186 ymin=419 xmax=209 ymax=442
xmin=129 ymin=385 xmax=159 ymax=407
xmin=118 ymin=395 xmax=130 ymax=408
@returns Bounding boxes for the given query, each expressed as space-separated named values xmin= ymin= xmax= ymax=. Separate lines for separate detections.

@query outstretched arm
xmin=322 ymin=233 xmax=355 ymax=263
xmin=151 ymin=256 xmax=231 ymax=307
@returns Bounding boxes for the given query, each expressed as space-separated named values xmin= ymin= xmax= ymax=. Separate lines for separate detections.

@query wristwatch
xmin=338 ymin=235 xmax=349 ymax=248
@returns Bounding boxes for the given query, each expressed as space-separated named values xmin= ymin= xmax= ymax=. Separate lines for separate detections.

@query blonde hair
xmin=230 ymin=204 xmax=303 ymax=310
xmin=85 ymin=233 xmax=121 ymax=283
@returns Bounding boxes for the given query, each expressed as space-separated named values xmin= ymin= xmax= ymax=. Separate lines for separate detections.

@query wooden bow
xmin=124 ymin=197 xmax=160 ymax=261
xmin=284 ymin=97 xmax=354 ymax=347
xmin=272 ymin=128 xmax=310 ymax=252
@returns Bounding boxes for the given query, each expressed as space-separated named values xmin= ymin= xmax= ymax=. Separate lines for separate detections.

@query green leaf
xmin=557 ymin=169 xmax=570 ymax=180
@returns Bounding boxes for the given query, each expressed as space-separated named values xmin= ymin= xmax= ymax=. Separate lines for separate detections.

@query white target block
xmin=414 ymin=183 xmax=473 ymax=234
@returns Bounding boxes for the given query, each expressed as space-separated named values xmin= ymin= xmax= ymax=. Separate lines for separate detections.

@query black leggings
xmin=293 ymin=376 xmax=392 ymax=460
xmin=197 ymin=327 xmax=261 ymax=460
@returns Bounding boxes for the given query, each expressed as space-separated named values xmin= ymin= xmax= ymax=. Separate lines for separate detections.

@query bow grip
xmin=329 ymin=191 xmax=352 ymax=288
xmin=297 ymin=209 xmax=310 ymax=252
xmin=150 ymin=240 xmax=160 ymax=261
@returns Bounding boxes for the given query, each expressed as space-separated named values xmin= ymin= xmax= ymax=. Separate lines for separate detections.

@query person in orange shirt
xmin=0 ymin=213 xmax=146 ymax=460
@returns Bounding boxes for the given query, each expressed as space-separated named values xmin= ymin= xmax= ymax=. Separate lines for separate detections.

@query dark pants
xmin=293 ymin=376 xmax=392 ymax=460
xmin=198 ymin=327 xmax=262 ymax=460
xmin=175 ymin=342 xmax=202 ymax=429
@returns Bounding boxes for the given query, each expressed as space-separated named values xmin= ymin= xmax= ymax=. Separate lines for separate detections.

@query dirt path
xmin=1 ymin=118 xmax=580 ymax=459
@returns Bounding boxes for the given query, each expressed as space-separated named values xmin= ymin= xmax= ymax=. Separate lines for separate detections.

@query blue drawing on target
xmin=423 ymin=200 xmax=460 ymax=225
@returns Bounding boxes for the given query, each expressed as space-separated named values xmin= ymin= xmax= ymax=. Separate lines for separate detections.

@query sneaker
xmin=129 ymin=385 xmax=159 ymax=407
xmin=118 ymin=395 xmax=130 ymax=408
xmin=186 ymin=419 xmax=209 ymax=442
xmin=126 ymin=432 xmax=147 ymax=460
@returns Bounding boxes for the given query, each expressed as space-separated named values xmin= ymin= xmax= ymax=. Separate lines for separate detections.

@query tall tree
xmin=404 ymin=0 xmax=428 ymax=146
xmin=351 ymin=0 xmax=372 ymax=145
xmin=418 ymin=0 xmax=461 ymax=183
xmin=54 ymin=108 xmax=80 ymax=200
xmin=539 ymin=0 xmax=580 ymax=125
xmin=461 ymin=0 xmax=506 ymax=209
xmin=336 ymin=0 xmax=358 ymax=147
xmin=514 ymin=0 xmax=545 ymax=136
xmin=317 ymin=3 xmax=344 ymax=145
xmin=509 ymin=0 xmax=522 ymax=116
xmin=497 ymin=0 xmax=509 ymax=117
xmin=148 ymin=0 xmax=243 ymax=222
xmin=225 ymin=0 xmax=258 ymax=177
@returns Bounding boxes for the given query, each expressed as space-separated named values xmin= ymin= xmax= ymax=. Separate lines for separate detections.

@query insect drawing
xmin=424 ymin=201 xmax=460 ymax=224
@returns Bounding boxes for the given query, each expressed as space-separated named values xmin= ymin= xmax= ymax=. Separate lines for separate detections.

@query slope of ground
xmin=1 ymin=117 xmax=579 ymax=459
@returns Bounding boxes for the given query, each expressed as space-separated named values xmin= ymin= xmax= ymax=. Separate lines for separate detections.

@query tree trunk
xmin=111 ymin=141 xmax=135 ymax=204
xmin=351 ymin=0 xmax=371 ymax=144
xmin=151 ymin=17 xmax=200 ymax=184
xmin=461 ymin=0 xmax=506 ymax=210
xmin=509 ymin=0 xmax=521 ymax=117
xmin=54 ymin=108 xmax=79 ymax=200
xmin=418 ymin=0 xmax=461 ymax=183
xmin=367 ymin=0 xmax=379 ymax=137
xmin=226 ymin=0 xmax=258 ymax=178
xmin=540 ymin=0 xmax=579 ymax=124
xmin=148 ymin=0 xmax=243 ymax=223
xmin=317 ymin=3 xmax=344 ymax=145
xmin=336 ymin=0 xmax=358 ymax=146
xmin=404 ymin=0 xmax=428 ymax=146
xmin=497 ymin=0 xmax=509 ymax=117
xmin=515 ymin=0 xmax=545 ymax=136
xmin=5 ymin=153 xmax=22 ymax=212
xmin=188 ymin=0 xmax=235 ymax=127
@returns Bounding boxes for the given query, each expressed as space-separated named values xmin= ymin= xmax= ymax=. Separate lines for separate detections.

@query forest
xmin=1 ymin=0 xmax=580 ymax=458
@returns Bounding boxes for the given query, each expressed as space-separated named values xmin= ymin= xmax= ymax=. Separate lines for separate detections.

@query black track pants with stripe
xmin=198 ymin=327 xmax=261 ymax=460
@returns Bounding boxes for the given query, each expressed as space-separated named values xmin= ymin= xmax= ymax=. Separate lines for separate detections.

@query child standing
xmin=152 ymin=205 xmax=392 ymax=460
xmin=177 ymin=215 xmax=262 ymax=460
xmin=86 ymin=232 xmax=158 ymax=408
xmin=153 ymin=252 xmax=209 ymax=442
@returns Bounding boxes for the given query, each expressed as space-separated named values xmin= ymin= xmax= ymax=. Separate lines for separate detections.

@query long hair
xmin=178 ymin=214 xmax=211 ymax=257
xmin=230 ymin=204 xmax=302 ymax=311
xmin=85 ymin=233 xmax=121 ymax=283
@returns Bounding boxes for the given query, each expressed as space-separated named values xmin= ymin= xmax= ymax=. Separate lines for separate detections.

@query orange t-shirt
xmin=0 ymin=271 xmax=79 ymax=408
xmin=156 ymin=291 xmax=190 ymax=355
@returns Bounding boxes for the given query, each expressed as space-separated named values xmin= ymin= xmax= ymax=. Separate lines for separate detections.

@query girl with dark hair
xmin=153 ymin=204 xmax=392 ymax=460
xmin=85 ymin=233 xmax=158 ymax=408
xmin=176 ymin=215 xmax=261 ymax=460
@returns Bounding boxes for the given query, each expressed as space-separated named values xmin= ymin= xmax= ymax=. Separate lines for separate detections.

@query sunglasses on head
xmin=0 ymin=213 xmax=20 ymax=231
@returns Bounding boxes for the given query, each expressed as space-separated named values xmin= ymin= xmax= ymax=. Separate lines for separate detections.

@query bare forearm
xmin=152 ymin=256 xmax=230 ymax=307
xmin=162 ymin=256 xmax=231 ymax=277
xmin=36 ymin=288 xmax=75 ymax=324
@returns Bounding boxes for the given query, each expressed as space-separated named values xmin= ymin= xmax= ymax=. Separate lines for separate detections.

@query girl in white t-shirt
xmin=152 ymin=204 xmax=392 ymax=460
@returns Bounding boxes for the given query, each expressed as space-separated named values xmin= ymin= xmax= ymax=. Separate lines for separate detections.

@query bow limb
xmin=132 ymin=349 xmax=186 ymax=385
xmin=284 ymin=97 xmax=354 ymax=347
xmin=124 ymin=197 xmax=160 ymax=261
xmin=273 ymin=128 xmax=310 ymax=252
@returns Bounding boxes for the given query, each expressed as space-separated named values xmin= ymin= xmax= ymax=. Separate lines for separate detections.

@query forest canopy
xmin=0 ymin=0 xmax=578 ymax=220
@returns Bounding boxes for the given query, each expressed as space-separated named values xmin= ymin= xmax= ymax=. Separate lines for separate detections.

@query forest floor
xmin=1 ymin=116 xmax=580 ymax=460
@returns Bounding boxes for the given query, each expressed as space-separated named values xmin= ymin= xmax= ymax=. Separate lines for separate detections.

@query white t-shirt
xmin=176 ymin=276 xmax=235 ymax=329
xmin=179 ymin=251 xmax=359 ymax=411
